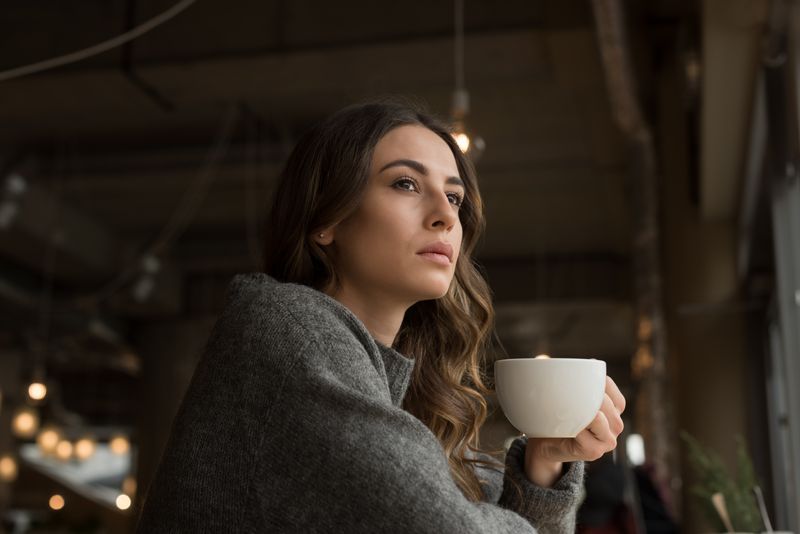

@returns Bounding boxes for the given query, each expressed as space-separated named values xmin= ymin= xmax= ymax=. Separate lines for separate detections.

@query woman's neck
xmin=323 ymin=282 xmax=407 ymax=347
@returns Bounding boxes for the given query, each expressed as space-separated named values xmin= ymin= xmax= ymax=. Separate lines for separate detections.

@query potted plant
xmin=680 ymin=431 xmax=764 ymax=532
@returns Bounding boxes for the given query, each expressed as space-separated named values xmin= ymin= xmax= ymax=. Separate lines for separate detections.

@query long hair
xmin=263 ymin=97 xmax=513 ymax=502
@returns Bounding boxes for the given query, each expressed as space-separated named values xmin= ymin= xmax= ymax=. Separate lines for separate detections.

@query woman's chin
xmin=413 ymin=278 xmax=452 ymax=300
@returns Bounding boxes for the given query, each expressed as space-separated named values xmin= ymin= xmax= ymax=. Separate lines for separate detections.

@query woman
xmin=136 ymin=98 xmax=626 ymax=533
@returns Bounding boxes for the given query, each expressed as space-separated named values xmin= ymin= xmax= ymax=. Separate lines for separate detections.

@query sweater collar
xmin=314 ymin=292 xmax=415 ymax=407
xmin=373 ymin=340 xmax=415 ymax=407
xmin=260 ymin=274 xmax=416 ymax=407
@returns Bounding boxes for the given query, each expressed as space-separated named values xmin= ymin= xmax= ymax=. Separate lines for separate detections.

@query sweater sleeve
xmin=497 ymin=438 xmax=586 ymax=533
xmin=470 ymin=439 xmax=586 ymax=533
xmin=249 ymin=331 xmax=583 ymax=533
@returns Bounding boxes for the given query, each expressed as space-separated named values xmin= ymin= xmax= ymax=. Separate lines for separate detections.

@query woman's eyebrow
xmin=379 ymin=159 xmax=465 ymax=189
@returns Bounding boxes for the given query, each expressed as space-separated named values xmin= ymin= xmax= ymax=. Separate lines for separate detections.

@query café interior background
xmin=1 ymin=0 xmax=799 ymax=532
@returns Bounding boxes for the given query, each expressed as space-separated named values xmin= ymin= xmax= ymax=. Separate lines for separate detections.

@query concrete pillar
xmin=0 ymin=347 xmax=21 ymax=519
xmin=657 ymin=39 xmax=751 ymax=532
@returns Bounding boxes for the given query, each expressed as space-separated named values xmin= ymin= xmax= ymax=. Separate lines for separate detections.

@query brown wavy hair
xmin=263 ymin=96 xmax=514 ymax=502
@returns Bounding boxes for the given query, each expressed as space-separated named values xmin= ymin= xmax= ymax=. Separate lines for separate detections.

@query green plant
xmin=680 ymin=431 xmax=763 ymax=532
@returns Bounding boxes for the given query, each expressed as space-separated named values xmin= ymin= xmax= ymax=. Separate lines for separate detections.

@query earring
xmin=318 ymin=233 xmax=324 ymax=238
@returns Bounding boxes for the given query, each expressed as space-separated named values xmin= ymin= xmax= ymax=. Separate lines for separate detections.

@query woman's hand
xmin=523 ymin=376 xmax=627 ymax=487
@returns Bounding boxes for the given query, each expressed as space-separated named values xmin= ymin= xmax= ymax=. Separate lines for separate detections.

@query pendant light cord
xmin=454 ymin=0 xmax=465 ymax=92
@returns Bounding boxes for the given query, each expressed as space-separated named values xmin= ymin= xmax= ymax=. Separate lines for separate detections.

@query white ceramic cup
xmin=494 ymin=357 xmax=607 ymax=438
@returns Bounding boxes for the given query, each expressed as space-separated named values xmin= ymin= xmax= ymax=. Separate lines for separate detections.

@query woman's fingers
xmin=605 ymin=375 xmax=626 ymax=414
xmin=574 ymin=411 xmax=616 ymax=461
xmin=601 ymin=393 xmax=625 ymax=436
xmin=531 ymin=375 xmax=628 ymax=464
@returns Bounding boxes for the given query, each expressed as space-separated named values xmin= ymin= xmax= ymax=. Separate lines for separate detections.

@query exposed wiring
xmin=121 ymin=0 xmax=176 ymax=111
xmin=34 ymin=148 xmax=65 ymax=383
xmin=150 ymin=105 xmax=239 ymax=255
xmin=70 ymin=103 xmax=240 ymax=309
xmin=0 ymin=0 xmax=197 ymax=83
xmin=454 ymin=0 xmax=465 ymax=92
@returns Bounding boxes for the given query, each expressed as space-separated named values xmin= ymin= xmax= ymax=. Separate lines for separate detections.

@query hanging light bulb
xmin=449 ymin=0 xmax=485 ymax=160
xmin=451 ymin=121 xmax=486 ymax=157
xmin=37 ymin=425 xmax=62 ymax=456
xmin=0 ymin=455 xmax=18 ymax=482
xmin=12 ymin=406 xmax=40 ymax=439
xmin=28 ymin=381 xmax=47 ymax=401
xmin=454 ymin=133 xmax=470 ymax=153
xmin=452 ymin=121 xmax=471 ymax=153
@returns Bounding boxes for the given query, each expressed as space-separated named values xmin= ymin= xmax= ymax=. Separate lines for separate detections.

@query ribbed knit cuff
xmin=498 ymin=437 xmax=586 ymax=533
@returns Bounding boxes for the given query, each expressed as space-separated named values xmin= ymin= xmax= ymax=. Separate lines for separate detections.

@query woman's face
xmin=323 ymin=124 xmax=465 ymax=306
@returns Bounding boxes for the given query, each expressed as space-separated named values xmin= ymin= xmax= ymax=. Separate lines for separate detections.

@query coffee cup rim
xmin=495 ymin=357 xmax=604 ymax=363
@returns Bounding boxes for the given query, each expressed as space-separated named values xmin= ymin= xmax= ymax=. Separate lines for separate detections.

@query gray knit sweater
xmin=136 ymin=273 xmax=585 ymax=533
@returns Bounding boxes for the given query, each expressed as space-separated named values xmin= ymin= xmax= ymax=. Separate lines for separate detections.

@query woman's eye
xmin=393 ymin=177 xmax=418 ymax=192
xmin=448 ymin=193 xmax=465 ymax=207
xmin=394 ymin=177 xmax=464 ymax=208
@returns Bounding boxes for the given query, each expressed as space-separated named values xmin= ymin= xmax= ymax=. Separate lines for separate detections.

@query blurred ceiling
xmin=0 ymin=0 xmax=722 ymax=405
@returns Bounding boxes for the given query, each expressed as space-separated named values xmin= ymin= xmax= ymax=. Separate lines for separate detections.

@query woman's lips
xmin=418 ymin=252 xmax=451 ymax=265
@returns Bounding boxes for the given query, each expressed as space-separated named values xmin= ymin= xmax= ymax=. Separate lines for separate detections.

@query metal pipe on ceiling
xmin=591 ymin=0 xmax=680 ymax=523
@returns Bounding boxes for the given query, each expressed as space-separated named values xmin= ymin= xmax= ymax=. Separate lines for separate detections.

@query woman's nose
xmin=426 ymin=191 xmax=459 ymax=230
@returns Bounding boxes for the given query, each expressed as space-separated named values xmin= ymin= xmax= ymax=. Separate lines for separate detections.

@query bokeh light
xmin=0 ymin=455 xmax=18 ymax=482
xmin=49 ymin=494 xmax=65 ymax=510
xmin=12 ymin=406 xmax=39 ymax=439
xmin=116 ymin=494 xmax=132 ymax=510
xmin=109 ymin=435 xmax=130 ymax=455
xmin=28 ymin=382 xmax=47 ymax=401
xmin=55 ymin=440 xmax=73 ymax=461
xmin=74 ymin=437 xmax=96 ymax=461
xmin=36 ymin=426 xmax=62 ymax=455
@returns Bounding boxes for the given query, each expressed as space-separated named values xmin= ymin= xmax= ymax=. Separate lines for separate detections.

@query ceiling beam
xmin=701 ymin=0 xmax=768 ymax=220
xmin=0 ymin=29 xmax=590 ymax=143
xmin=0 ymin=166 xmax=120 ymax=279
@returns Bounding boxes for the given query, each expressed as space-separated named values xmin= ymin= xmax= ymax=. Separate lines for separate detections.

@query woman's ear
xmin=313 ymin=227 xmax=335 ymax=246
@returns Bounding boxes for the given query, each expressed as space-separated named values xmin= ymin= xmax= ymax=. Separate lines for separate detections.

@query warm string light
xmin=109 ymin=435 xmax=130 ymax=455
xmin=49 ymin=494 xmax=65 ymax=511
xmin=12 ymin=406 xmax=40 ymax=439
xmin=28 ymin=382 xmax=47 ymax=401
xmin=37 ymin=429 xmax=98 ymax=461
xmin=116 ymin=494 xmax=132 ymax=510
xmin=632 ymin=316 xmax=655 ymax=378
xmin=74 ymin=437 xmax=97 ymax=460
xmin=37 ymin=426 xmax=62 ymax=456
xmin=123 ymin=476 xmax=137 ymax=496
xmin=0 ymin=455 xmax=18 ymax=482
xmin=55 ymin=440 xmax=74 ymax=461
